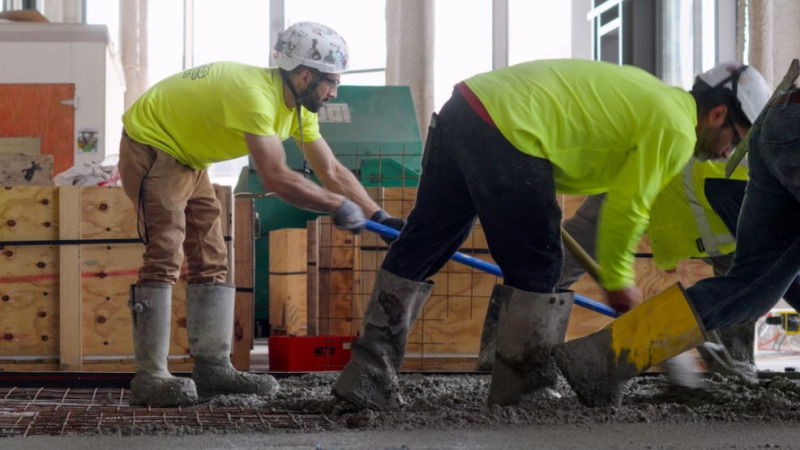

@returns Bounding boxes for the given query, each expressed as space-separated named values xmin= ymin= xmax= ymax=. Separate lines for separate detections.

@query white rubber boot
xmin=129 ymin=284 xmax=198 ymax=407
xmin=187 ymin=283 xmax=279 ymax=398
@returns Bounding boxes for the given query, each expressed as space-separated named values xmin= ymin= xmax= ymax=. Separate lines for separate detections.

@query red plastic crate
xmin=268 ymin=336 xmax=357 ymax=371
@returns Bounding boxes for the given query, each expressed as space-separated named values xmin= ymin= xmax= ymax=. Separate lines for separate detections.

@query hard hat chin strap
xmin=280 ymin=69 xmax=323 ymax=179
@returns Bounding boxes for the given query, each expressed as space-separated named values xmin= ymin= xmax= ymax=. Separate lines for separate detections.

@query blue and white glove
xmin=332 ymin=199 xmax=366 ymax=233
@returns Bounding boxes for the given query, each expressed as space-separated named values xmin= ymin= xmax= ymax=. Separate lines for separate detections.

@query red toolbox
xmin=268 ymin=336 xmax=357 ymax=371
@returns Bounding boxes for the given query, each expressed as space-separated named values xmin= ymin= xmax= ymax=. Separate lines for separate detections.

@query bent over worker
xmin=333 ymin=59 xmax=758 ymax=410
xmin=119 ymin=22 xmax=402 ymax=407
xmin=550 ymin=155 xmax=800 ymax=385
xmin=554 ymin=64 xmax=796 ymax=408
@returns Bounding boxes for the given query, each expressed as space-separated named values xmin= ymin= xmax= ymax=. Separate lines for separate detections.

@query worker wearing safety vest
xmin=333 ymin=60 xmax=769 ymax=410
xmin=649 ymin=159 xmax=745 ymax=268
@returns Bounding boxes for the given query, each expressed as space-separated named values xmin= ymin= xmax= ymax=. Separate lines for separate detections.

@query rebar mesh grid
xmin=0 ymin=387 xmax=329 ymax=437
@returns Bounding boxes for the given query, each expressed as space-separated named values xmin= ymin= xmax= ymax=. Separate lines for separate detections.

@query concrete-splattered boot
xmin=553 ymin=283 xmax=708 ymax=407
xmin=332 ymin=269 xmax=433 ymax=410
xmin=487 ymin=286 xmax=574 ymax=406
xmin=129 ymin=284 xmax=198 ymax=407
xmin=187 ymin=283 xmax=279 ymax=398
xmin=475 ymin=285 xmax=503 ymax=371
xmin=696 ymin=328 xmax=758 ymax=382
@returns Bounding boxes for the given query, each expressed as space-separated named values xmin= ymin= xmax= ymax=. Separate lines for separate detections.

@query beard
xmin=694 ymin=127 xmax=731 ymax=161
xmin=300 ymin=91 xmax=325 ymax=113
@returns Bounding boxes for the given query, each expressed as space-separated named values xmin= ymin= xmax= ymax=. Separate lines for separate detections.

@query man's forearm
xmin=320 ymin=164 xmax=382 ymax=217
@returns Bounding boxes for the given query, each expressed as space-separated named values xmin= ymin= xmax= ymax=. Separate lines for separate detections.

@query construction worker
xmin=550 ymin=157 xmax=799 ymax=383
xmin=332 ymin=60 xmax=770 ymax=410
xmin=554 ymin=68 xmax=800 ymax=408
xmin=119 ymin=22 xmax=402 ymax=407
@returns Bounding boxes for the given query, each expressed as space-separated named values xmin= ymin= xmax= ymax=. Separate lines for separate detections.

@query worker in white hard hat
xmin=332 ymin=59 xmax=770 ymax=411
xmin=553 ymin=64 xmax=800 ymax=408
xmin=117 ymin=21 xmax=401 ymax=408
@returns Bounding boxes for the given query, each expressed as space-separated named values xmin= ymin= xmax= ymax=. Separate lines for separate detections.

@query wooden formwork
xmin=297 ymin=188 xmax=715 ymax=371
xmin=0 ymin=186 xmax=254 ymax=372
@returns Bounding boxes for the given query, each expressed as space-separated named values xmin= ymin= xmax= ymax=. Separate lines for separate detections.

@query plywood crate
xmin=0 ymin=185 xmax=253 ymax=372
xmin=269 ymin=228 xmax=308 ymax=336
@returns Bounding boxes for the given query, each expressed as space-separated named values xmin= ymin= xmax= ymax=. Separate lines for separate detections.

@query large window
xmin=661 ymin=0 xmax=717 ymax=89
xmin=434 ymin=0 xmax=492 ymax=110
xmin=192 ymin=0 xmax=270 ymax=68
xmin=147 ymin=0 xmax=184 ymax=84
xmin=508 ymin=0 xmax=572 ymax=66
xmin=84 ymin=0 xmax=119 ymax=53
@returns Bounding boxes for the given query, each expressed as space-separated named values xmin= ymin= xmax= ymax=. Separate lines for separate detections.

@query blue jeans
xmin=382 ymin=89 xmax=563 ymax=293
xmin=687 ymin=100 xmax=800 ymax=330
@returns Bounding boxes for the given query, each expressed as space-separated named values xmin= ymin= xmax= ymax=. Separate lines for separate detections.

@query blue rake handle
xmin=365 ymin=219 xmax=620 ymax=318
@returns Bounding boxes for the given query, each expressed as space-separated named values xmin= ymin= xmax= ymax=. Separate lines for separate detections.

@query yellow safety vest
xmin=648 ymin=159 xmax=749 ymax=270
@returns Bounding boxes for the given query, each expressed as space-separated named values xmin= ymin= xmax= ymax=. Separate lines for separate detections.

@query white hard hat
xmin=273 ymin=21 xmax=349 ymax=74
xmin=694 ymin=62 xmax=771 ymax=124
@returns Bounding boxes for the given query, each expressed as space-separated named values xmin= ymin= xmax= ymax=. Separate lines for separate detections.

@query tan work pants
xmin=119 ymin=135 xmax=228 ymax=285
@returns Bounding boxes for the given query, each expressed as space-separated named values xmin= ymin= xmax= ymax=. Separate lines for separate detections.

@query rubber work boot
xmin=129 ymin=284 xmax=198 ymax=407
xmin=332 ymin=269 xmax=433 ymax=410
xmin=553 ymin=283 xmax=708 ymax=407
xmin=186 ymin=283 xmax=279 ymax=398
xmin=475 ymin=285 xmax=503 ymax=371
xmin=696 ymin=330 xmax=758 ymax=382
xmin=487 ymin=286 xmax=574 ymax=406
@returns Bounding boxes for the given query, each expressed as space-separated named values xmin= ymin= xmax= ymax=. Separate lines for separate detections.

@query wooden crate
xmin=0 ymin=185 xmax=253 ymax=372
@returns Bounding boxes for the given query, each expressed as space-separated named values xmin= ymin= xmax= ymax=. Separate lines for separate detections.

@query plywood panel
xmin=59 ymin=186 xmax=82 ymax=371
xmin=0 ymin=275 xmax=59 ymax=357
xmin=306 ymin=220 xmax=319 ymax=336
xmin=80 ymin=186 xmax=138 ymax=239
xmin=269 ymin=273 xmax=307 ymax=336
xmin=0 ymin=186 xmax=58 ymax=241
xmin=269 ymin=229 xmax=307 ymax=273
xmin=318 ymin=217 xmax=357 ymax=269
xmin=232 ymin=197 xmax=254 ymax=371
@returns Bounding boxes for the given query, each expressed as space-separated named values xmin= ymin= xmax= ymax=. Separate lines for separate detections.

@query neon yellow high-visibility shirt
xmin=465 ymin=59 xmax=697 ymax=290
xmin=648 ymin=159 xmax=749 ymax=270
xmin=123 ymin=62 xmax=321 ymax=170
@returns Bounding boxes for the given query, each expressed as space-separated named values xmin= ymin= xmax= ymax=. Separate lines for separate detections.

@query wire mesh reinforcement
xmin=0 ymin=387 xmax=329 ymax=437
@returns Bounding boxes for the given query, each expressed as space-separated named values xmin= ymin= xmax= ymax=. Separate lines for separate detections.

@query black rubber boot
xmin=332 ymin=269 xmax=433 ymax=410
xmin=487 ymin=285 xmax=574 ymax=406
xmin=475 ymin=285 xmax=503 ymax=371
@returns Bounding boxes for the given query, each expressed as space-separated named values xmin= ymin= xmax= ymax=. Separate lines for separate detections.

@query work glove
xmin=371 ymin=209 xmax=406 ymax=243
xmin=332 ymin=199 xmax=366 ymax=233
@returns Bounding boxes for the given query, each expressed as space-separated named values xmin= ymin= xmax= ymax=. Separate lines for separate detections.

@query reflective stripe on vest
xmin=681 ymin=159 xmax=736 ymax=256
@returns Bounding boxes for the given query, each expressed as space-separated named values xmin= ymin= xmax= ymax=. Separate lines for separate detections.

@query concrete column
xmin=120 ymin=0 xmax=149 ymax=109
